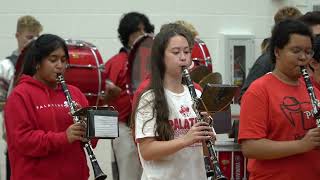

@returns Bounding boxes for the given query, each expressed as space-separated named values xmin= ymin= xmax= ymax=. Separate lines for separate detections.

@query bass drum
xmin=190 ymin=38 xmax=213 ymax=72
xmin=64 ymin=40 xmax=106 ymax=106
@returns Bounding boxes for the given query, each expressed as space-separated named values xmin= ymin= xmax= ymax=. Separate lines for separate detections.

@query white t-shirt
xmin=0 ymin=57 xmax=15 ymax=141
xmin=135 ymin=85 xmax=207 ymax=180
xmin=0 ymin=58 xmax=15 ymax=102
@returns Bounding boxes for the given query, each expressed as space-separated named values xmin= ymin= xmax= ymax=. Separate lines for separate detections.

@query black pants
xmin=6 ymin=150 xmax=10 ymax=180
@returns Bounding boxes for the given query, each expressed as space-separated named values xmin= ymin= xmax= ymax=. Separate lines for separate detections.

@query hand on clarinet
xmin=66 ymin=122 xmax=86 ymax=143
xmin=200 ymin=111 xmax=214 ymax=125
xmin=200 ymin=111 xmax=216 ymax=140
xmin=299 ymin=127 xmax=320 ymax=152
xmin=182 ymin=121 xmax=216 ymax=147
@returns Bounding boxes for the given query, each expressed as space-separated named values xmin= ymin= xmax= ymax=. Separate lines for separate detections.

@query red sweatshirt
xmin=4 ymin=75 xmax=89 ymax=180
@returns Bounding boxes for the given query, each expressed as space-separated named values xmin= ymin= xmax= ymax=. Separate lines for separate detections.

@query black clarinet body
xmin=57 ymin=74 xmax=107 ymax=180
xmin=300 ymin=66 xmax=320 ymax=127
xmin=182 ymin=67 xmax=227 ymax=180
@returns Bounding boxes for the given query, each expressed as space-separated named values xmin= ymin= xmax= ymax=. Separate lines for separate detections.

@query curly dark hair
xmin=274 ymin=6 xmax=302 ymax=24
xmin=118 ymin=12 xmax=154 ymax=48
xmin=269 ymin=19 xmax=313 ymax=63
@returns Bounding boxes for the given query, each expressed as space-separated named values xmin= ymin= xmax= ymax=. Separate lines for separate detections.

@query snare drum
xmin=191 ymin=38 xmax=213 ymax=72
xmin=215 ymin=141 xmax=248 ymax=180
xmin=64 ymin=40 xmax=106 ymax=106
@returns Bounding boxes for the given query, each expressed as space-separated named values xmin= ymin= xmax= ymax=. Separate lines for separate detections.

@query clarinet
xmin=57 ymin=74 xmax=107 ymax=180
xmin=300 ymin=66 xmax=320 ymax=127
xmin=182 ymin=67 xmax=227 ymax=180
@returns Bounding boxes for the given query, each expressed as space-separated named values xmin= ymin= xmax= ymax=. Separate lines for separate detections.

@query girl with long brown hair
xmin=132 ymin=23 xmax=214 ymax=180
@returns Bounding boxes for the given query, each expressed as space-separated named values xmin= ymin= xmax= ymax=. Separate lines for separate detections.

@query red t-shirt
xmin=239 ymin=73 xmax=320 ymax=180
xmin=104 ymin=51 xmax=132 ymax=123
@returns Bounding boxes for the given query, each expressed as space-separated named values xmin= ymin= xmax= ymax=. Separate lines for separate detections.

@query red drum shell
xmin=64 ymin=40 xmax=106 ymax=106
xmin=190 ymin=38 xmax=212 ymax=72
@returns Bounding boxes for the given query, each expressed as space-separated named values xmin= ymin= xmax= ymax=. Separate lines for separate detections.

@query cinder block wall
xmin=0 ymin=0 xmax=297 ymax=68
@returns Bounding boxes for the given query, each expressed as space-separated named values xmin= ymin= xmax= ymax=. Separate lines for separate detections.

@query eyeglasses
xmin=288 ymin=47 xmax=315 ymax=59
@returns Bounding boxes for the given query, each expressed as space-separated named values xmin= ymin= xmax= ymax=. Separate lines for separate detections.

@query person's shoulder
xmin=140 ymin=89 xmax=154 ymax=99
xmin=135 ymin=78 xmax=150 ymax=97
xmin=136 ymin=89 xmax=154 ymax=109
xmin=0 ymin=58 xmax=14 ymax=68
xmin=254 ymin=52 xmax=272 ymax=66
xmin=242 ymin=73 xmax=277 ymax=104
xmin=0 ymin=58 xmax=11 ymax=63
xmin=106 ymin=51 xmax=128 ymax=64
xmin=7 ymin=78 xmax=32 ymax=99
xmin=248 ymin=73 xmax=274 ymax=90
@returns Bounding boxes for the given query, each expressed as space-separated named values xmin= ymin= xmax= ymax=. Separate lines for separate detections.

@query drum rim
xmin=64 ymin=39 xmax=104 ymax=106
xmin=127 ymin=34 xmax=154 ymax=94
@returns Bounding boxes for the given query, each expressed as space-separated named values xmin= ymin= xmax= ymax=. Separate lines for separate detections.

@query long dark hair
xmin=22 ymin=34 xmax=69 ymax=76
xmin=132 ymin=23 xmax=193 ymax=141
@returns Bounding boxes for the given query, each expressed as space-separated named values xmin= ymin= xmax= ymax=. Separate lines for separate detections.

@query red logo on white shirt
xmin=179 ymin=105 xmax=190 ymax=117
